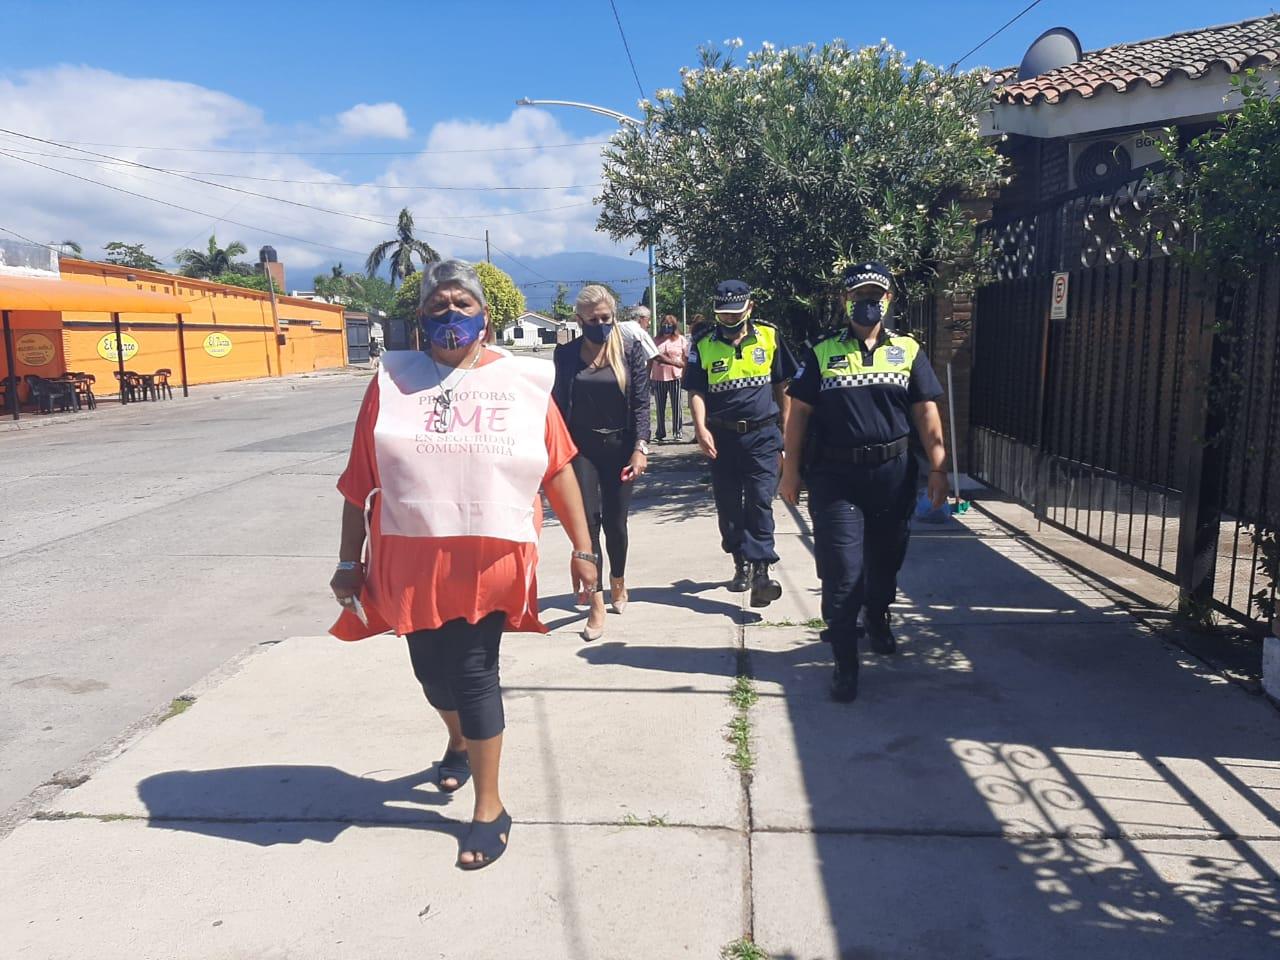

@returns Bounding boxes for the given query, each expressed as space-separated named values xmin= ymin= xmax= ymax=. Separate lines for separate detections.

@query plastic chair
xmin=153 ymin=368 xmax=173 ymax=400
xmin=62 ymin=372 xmax=97 ymax=410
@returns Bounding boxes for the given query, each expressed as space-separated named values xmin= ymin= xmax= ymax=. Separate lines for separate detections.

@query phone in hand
xmin=350 ymin=595 xmax=369 ymax=626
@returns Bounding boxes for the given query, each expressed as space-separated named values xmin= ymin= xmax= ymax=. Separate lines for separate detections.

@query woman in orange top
xmin=329 ymin=259 xmax=596 ymax=871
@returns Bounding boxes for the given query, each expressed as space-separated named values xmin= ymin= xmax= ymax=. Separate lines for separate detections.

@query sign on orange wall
xmin=96 ymin=333 xmax=139 ymax=362
xmin=16 ymin=333 xmax=56 ymax=367
xmin=203 ymin=332 xmax=233 ymax=358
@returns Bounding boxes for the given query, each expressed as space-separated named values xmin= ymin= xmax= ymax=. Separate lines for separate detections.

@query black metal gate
xmin=971 ymin=171 xmax=1280 ymax=625
xmin=345 ymin=315 xmax=370 ymax=364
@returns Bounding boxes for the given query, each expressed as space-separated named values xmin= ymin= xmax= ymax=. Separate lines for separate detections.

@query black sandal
xmin=437 ymin=748 xmax=471 ymax=794
xmin=457 ymin=808 xmax=512 ymax=871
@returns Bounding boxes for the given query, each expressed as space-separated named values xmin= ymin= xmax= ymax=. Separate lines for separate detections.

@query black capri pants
xmin=571 ymin=430 xmax=635 ymax=587
xmin=405 ymin=612 xmax=506 ymax=741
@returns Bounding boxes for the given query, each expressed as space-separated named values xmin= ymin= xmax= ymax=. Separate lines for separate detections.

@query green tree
xmin=365 ymin=208 xmax=441 ymax=287
xmin=346 ymin=275 xmax=395 ymax=315
xmin=1153 ymin=69 xmax=1280 ymax=285
xmin=475 ymin=261 xmax=526 ymax=329
xmin=545 ymin=283 xmax=574 ymax=322
xmin=210 ymin=271 xmax=275 ymax=293
xmin=393 ymin=264 xmax=526 ymax=331
xmin=102 ymin=241 xmax=162 ymax=271
xmin=598 ymin=40 xmax=1006 ymax=334
xmin=175 ymin=234 xmax=250 ymax=279
xmin=55 ymin=240 xmax=83 ymax=258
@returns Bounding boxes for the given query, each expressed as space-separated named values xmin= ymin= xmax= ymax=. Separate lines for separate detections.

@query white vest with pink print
xmin=372 ymin=349 xmax=553 ymax=543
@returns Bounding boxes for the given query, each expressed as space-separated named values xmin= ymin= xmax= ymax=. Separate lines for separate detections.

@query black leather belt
xmin=821 ymin=436 xmax=910 ymax=465
xmin=707 ymin=415 xmax=777 ymax=434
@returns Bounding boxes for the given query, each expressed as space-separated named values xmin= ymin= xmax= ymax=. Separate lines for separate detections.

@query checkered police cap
xmin=713 ymin=279 xmax=752 ymax=312
xmin=843 ymin=261 xmax=893 ymax=293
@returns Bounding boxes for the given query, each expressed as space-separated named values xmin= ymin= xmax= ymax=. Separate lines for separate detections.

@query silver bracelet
xmin=335 ymin=560 xmax=364 ymax=571
xmin=572 ymin=550 xmax=600 ymax=565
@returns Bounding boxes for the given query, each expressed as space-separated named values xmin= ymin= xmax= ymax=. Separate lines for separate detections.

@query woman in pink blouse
xmin=651 ymin=315 xmax=688 ymax=442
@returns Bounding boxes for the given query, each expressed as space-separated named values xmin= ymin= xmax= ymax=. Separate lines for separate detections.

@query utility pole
xmin=485 ymin=230 xmax=491 ymax=264
xmin=681 ymin=271 xmax=687 ymax=327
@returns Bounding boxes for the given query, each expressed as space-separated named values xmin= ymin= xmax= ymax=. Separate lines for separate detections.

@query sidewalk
xmin=2 ymin=448 xmax=1277 ymax=958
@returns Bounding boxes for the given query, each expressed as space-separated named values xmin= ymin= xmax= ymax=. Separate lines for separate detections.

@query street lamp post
xmin=516 ymin=97 xmax=658 ymax=332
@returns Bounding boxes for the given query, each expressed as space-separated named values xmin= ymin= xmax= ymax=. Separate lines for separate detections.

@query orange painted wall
xmin=0 ymin=310 xmax=67 ymax=401
xmin=56 ymin=259 xmax=347 ymax=391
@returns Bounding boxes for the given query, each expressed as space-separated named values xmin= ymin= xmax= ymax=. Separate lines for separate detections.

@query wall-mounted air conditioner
xmin=1068 ymin=131 xmax=1164 ymax=189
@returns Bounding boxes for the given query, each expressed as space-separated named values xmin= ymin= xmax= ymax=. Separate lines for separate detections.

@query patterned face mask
xmin=421 ymin=309 xmax=485 ymax=350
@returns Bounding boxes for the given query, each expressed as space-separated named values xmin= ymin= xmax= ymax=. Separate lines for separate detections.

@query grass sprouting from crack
xmin=758 ymin=617 xmax=826 ymax=630
xmin=731 ymin=674 xmax=758 ymax=710
xmin=160 ymin=695 xmax=196 ymax=722
xmin=621 ymin=812 xmax=670 ymax=827
xmin=721 ymin=937 xmax=770 ymax=960
xmin=728 ymin=675 xmax=758 ymax=772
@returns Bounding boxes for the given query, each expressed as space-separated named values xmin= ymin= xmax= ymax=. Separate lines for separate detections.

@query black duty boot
xmin=864 ymin=609 xmax=897 ymax=655
xmin=727 ymin=554 xmax=751 ymax=593
xmin=749 ymin=562 xmax=782 ymax=608
xmin=830 ymin=640 xmax=859 ymax=703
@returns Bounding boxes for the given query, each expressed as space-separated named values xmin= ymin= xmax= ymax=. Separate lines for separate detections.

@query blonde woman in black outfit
xmin=552 ymin=285 xmax=652 ymax=640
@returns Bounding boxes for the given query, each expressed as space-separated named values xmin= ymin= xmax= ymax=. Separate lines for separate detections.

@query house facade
xmin=501 ymin=311 xmax=579 ymax=347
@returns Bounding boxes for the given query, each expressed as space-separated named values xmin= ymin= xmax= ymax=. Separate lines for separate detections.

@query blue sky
xmin=0 ymin=0 xmax=1273 ymax=283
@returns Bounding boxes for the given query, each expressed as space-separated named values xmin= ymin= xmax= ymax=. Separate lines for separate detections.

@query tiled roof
xmin=994 ymin=15 xmax=1280 ymax=106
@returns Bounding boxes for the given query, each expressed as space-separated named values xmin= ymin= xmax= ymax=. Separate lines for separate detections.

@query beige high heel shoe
xmin=610 ymin=578 xmax=628 ymax=615
xmin=582 ymin=595 xmax=606 ymax=641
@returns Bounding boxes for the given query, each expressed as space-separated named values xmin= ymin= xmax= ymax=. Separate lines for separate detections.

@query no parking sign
xmin=1051 ymin=272 xmax=1069 ymax=319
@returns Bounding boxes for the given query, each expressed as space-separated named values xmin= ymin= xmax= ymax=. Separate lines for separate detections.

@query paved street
xmin=0 ymin=372 xmax=372 ymax=826
xmin=1 ymin=407 xmax=1277 ymax=957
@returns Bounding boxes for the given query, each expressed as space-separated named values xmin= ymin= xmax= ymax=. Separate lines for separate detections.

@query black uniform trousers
xmin=806 ymin=452 xmax=917 ymax=657
xmin=710 ymin=423 xmax=783 ymax=564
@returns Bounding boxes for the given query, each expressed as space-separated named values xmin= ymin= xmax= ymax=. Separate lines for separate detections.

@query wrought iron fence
xmin=971 ymin=169 xmax=1279 ymax=626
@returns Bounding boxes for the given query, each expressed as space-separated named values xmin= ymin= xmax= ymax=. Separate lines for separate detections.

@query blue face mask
xmin=422 ymin=309 xmax=485 ymax=351
xmin=847 ymin=298 xmax=886 ymax=327
xmin=583 ymin=322 xmax=613 ymax=344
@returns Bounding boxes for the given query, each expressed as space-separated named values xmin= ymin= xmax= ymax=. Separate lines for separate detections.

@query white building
xmin=501 ymin=311 xmax=579 ymax=347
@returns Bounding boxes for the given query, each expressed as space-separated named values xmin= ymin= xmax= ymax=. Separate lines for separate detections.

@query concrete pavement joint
xmin=732 ymin=593 xmax=760 ymax=954
xmin=753 ymin=824 xmax=1280 ymax=843
xmin=33 ymin=811 xmax=743 ymax=831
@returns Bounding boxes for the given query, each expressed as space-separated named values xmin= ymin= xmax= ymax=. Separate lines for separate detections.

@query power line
xmin=0 ymin=130 xmax=595 ymax=226
xmin=488 ymin=242 xmax=552 ymax=283
xmin=0 ymin=149 xmax=404 ymax=257
xmin=608 ymin=0 xmax=647 ymax=99
xmin=0 ymin=146 xmax=602 ymax=191
xmin=35 ymin=139 xmax=613 ymax=156
xmin=949 ymin=0 xmax=1046 ymax=71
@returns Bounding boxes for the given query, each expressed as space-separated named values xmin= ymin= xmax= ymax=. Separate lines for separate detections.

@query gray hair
xmin=419 ymin=259 xmax=487 ymax=311
xmin=629 ymin=305 xmax=651 ymax=322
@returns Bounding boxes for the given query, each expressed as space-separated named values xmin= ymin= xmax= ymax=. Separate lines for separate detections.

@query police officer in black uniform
xmin=685 ymin=280 xmax=799 ymax=607
xmin=779 ymin=261 xmax=949 ymax=702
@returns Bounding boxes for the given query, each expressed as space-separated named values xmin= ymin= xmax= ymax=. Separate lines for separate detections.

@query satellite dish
xmin=1017 ymin=27 xmax=1082 ymax=81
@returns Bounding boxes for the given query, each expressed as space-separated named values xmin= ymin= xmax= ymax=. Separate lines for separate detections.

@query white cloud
xmin=0 ymin=67 xmax=638 ymax=288
xmin=336 ymin=102 xmax=411 ymax=140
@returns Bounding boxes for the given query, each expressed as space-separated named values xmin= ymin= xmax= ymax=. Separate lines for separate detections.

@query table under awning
xmin=0 ymin=277 xmax=190 ymax=420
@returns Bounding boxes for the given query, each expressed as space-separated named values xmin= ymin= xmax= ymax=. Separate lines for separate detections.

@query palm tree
xmin=174 ymin=235 xmax=250 ymax=279
xmin=365 ymin=209 xmax=439 ymax=287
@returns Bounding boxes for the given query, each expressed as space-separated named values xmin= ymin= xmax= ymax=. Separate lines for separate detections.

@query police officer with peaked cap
xmin=685 ymin=279 xmax=799 ymax=606
xmin=779 ymin=261 xmax=949 ymax=702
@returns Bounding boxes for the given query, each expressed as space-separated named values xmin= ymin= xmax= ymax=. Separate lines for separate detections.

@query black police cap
xmin=843 ymin=260 xmax=893 ymax=292
xmin=713 ymin=279 xmax=752 ymax=312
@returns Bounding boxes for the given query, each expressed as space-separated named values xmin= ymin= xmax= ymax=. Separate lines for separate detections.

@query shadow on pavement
xmin=582 ymin=496 xmax=1280 ymax=957
xmin=136 ymin=765 xmax=456 ymax=846
xmin=540 ymin=578 xmax=762 ymax=631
